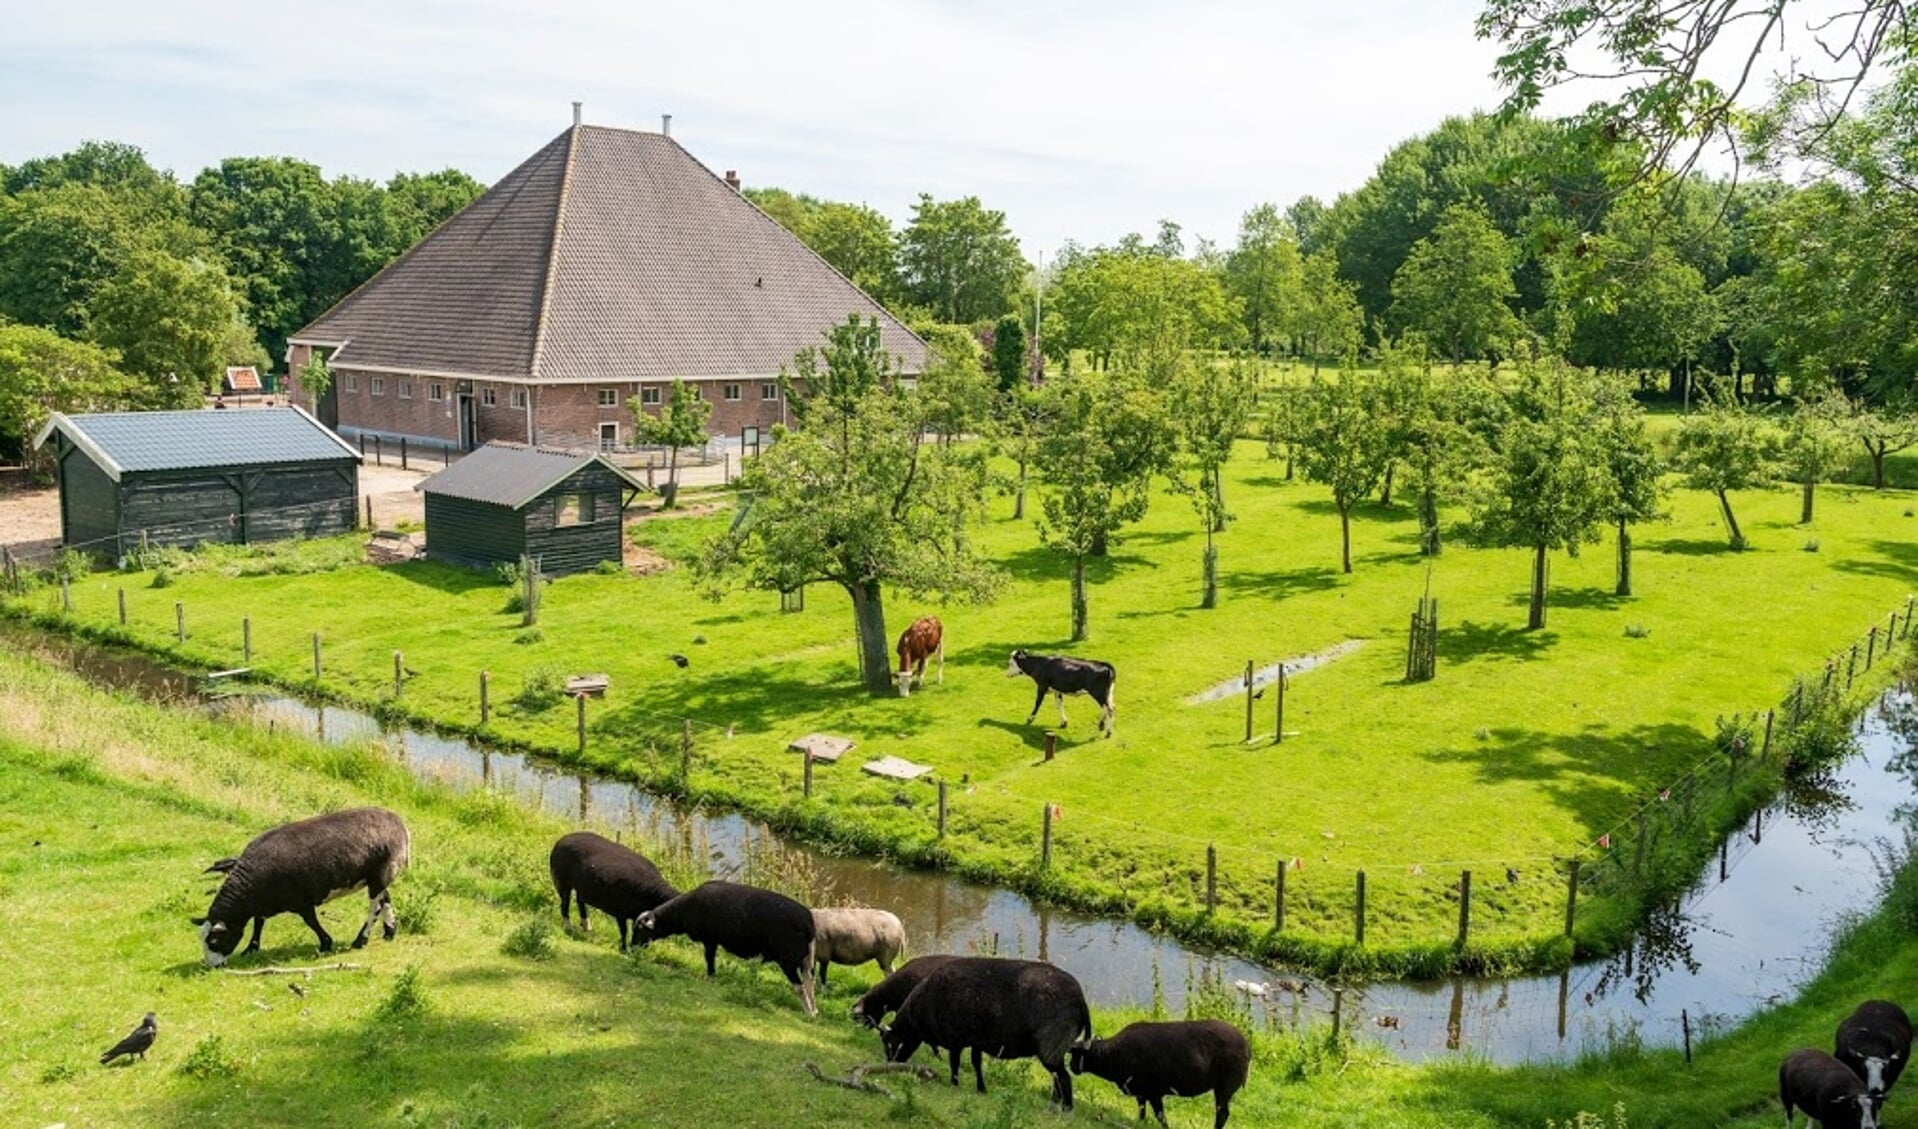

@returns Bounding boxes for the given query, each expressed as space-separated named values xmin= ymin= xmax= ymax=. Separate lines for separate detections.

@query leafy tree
xmin=1780 ymin=389 xmax=1855 ymax=522
xmin=631 ymin=379 xmax=712 ymax=508
xmin=0 ymin=324 xmax=132 ymax=471
xmin=1390 ymin=202 xmax=1524 ymax=364
xmin=298 ymin=351 xmax=331 ymax=415
xmin=1035 ymin=371 xmax=1175 ymax=639
xmin=1592 ymin=379 xmax=1666 ymax=595
xmin=898 ymin=194 xmax=1026 ymax=324
xmin=1471 ymin=360 xmax=1613 ymax=629
xmin=805 ymin=201 xmax=899 ymax=302
xmin=1295 ymin=251 xmax=1363 ymax=374
xmin=699 ymin=320 xmax=1000 ymax=691
xmin=1286 ymin=195 xmax=1331 ymax=256
xmin=385 ymin=169 xmax=485 ymax=246
xmin=1290 ymin=369 xmax=1394 ymax=574
xmin=84 ymin=248 xmax=247 ymax=406
xmin=0 ymin=184 xmax=152 ymax=334
xmin=1851 ymin=396 xmax=1918 ymax=492
xmin=1171 ymin=357 xmax=1256 ymax=607
xmin=990 ymin=314 xmax=1026 ymax=392
xmin=1672 ymin=388 xmax=1779 ymax=550
xmin=1042 ymin=242 xmax=1241 ymax=381
xmin=988 ymin=383 xmax=1049 ymax=521
xmin=1559 ymin=194 xmax=1719 ymax=377
xmin=913 ymin=326 xmax=994 ymax=445
xmin=1223 ymin=204 xmax=1303 ymax=353
xmin=1374 ymin=342 xmax=1500 ymax=556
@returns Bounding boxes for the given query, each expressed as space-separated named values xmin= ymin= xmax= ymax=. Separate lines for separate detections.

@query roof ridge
xmin=528 ymin=125 xmax=582 ymax=381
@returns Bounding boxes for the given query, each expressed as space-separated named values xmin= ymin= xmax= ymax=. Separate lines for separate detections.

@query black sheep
xmin=1781 ymin=1047 xmax=1880 ymax=1129
xmin=1068 ymin=1019 xmax=1251 ymax=1129
xmin=635 ymin=881 xmax=817 ymax=1015
xmin=880 ymin=957 xmax=1091 ymax=1110
xmin=549 ymin=832 xmax=678 ymax=951
xmin=851 ymin=955 xmax=963 ymax=1028
xmin=192 ymin=807 xmax=410 ymax=965
xmin=1837 ymin=999 xmax=1913 ymax=1105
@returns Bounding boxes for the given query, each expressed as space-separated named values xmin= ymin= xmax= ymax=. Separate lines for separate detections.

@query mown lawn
xmin=10 ymin=441 xmax=1917 ymax=966
xmin=5 ymin=639 xmax=1918 ymax=1128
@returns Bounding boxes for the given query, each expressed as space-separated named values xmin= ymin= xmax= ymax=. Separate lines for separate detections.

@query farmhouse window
xmin=398 ymin=379 xmax=413 ymax=399
xmin=511 ymin=389 xmax=528 ymax=409
xmin=723 ymin=383 xmax=741 ymax=402
xmin=481 ymin=387 xmax=496 ymax=407
xmin=599 ymin=422 xmax=618 ymax=451
xmin=761 ymin=382 xmax=779 ymax=401
xmin=343 ymin=374 xmax=358 ymax=393
xmin=371 ymin=377 xmax=386 ymax=396
xmin=555 ymin=493 xmax=594 ymax=527
xmin=639 ymin=385 xmax=662 ymax=406
xmin=428 ymin=382 xmax=445 ymax=402
xmin=597 ymin=388 xmax=618 ymax=407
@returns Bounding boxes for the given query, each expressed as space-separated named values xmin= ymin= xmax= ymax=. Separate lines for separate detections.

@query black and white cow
xmin=1006 ymin=650 xmax=1117 ymax=737
xmin=193 ymin=807 xmax=411 ymax=966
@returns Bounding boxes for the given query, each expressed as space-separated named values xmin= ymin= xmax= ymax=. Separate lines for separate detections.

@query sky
xmin=4 ymin=1 xmax=1519 ymax=261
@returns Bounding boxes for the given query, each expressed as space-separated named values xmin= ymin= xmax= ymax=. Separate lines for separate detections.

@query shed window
xmin=371 ymin=377 xmax=386 ymax=396
xmin=555 ymin=493 xmax=595 ymax=527
xmin=597 ymin=388 xmax=619 ymax=407
xmin=639 ymin=385 xmax=661 ymax=406
xmin=511 ymin=389 xmax=528 ymax=409
xmin=398 ymin=379 xmax=413 ymax=399
xmin=481 ymin=387 xmax=496 ymax=407
xmin=428 ymin=382 xmax=445 ymax=402
xmin=723 ymin=383 xmax=741 ymax=402
xmin=343 ymin=373 xmax=358 ymax=393
xmin=761 ymin=382 xmax=779 ymax=401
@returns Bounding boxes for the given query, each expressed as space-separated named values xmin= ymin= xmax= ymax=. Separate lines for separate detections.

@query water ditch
xmin=16 ymin=627 xmax=1916 ymax=1067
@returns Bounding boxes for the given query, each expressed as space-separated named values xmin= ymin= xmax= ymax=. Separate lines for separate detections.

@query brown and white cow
xmin=896 ymin=616 xmax=944 ymax=697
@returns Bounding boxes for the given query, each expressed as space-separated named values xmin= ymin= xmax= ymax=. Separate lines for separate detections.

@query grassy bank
xmin=7 ymin=444 xmax=1915 ymax=974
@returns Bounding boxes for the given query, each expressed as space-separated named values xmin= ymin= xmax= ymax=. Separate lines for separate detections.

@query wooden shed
xmin=416 ymin=443 xmax=644 ymax=576
xmin=33 ymin=407 xmax=360 ymax=562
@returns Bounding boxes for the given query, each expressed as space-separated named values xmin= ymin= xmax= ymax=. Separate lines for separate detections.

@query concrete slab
xmin=862 ymin=755 xmax=932 ymax=782
xmin=788 ymin=733 xmax=854 ymax=762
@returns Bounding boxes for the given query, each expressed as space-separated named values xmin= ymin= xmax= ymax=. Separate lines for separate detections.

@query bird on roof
xmin=99 ymin=1013 xmax=157 ymax=1065
xmin=669 ymin=654 xmax=689 ymax=669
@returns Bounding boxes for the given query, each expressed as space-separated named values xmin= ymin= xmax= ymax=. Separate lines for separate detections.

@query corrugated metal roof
xmin=415 ymin=442 xmax=644 ymax=510
xmin=34 ymin=408 xmax=359 ymax=479
xmin=292 ymin=124 xmax=927 ymax=381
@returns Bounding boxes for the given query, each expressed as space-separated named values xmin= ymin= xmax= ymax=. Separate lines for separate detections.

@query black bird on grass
xmin=669 ymin=654 xmax=690 ymax=669
xmin=100 ymin=1013 xmax=156 ymax=1065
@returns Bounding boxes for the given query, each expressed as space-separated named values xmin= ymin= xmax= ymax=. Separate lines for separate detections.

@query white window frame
xmin=723 ymin=383 xmax=741 ymax=402
xmin=597 ymin=388 xmax=619 ymax=407
xmin=481 ymin=387 xmax=496 ymax=407
xmin=639 ymin=385 xmax=662 ymax=407
xmin=761 ymin=382 xmax=779 ymax=401
xmin=427 ymin=382 xmax=445 ymax=402
xmin=511 ymin=389 xmax=528 ymax=409
xmin=343 ymin=373 xmax=358 ymax=393
xmin=398 ymin=378 xmax=413 ymax=400
xmin=370 ymin=376 xmax=386 ymax=397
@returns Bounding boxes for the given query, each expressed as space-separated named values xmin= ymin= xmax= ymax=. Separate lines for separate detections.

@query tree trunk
xmin=1284 ymin=453 xmax=1294 ymax=481
xmin=1379 ymin=463 xmax=1395 ymax=506
xmin=1717 ymin=490 xmax=1746 ymax=550
xmin=1615 ymin=519 xmax=1632 ymax=597
xmin=1090 ymin=528 xmax=1108 ymax=558
xmin=664 ymin=445 xmax=680 ymax=509
xmin=1211 ymin=473 xmax=1226 ymax=534
xmin=1070 ymin=555 xmax=1088 ymax=642
xmin=1800 ymin=478 xmax=1815 ymax=525
xmin=1867 ymin=440 xmax=1887 ymax=490
xmin=1528 ymin=543 xmax=1548 ymax=630
xmin=848 ymin=580 xmax=892 ymax=693
xmin=1013 ymin=458 xmax=1027 ymax=521
xmin=1339 ymin=504 xmax=1353 ymax=574
xmin=1200 ymin=529 xmax=1217 ymax=609
xmin=1418 ymin=486 xmax=1440 ymax=556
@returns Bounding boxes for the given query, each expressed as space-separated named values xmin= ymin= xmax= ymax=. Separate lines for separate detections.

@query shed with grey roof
xmin=32 ymin=407 xmax=361 ymax=562
xmin=416 ymin=442 xmax=646 ymax=576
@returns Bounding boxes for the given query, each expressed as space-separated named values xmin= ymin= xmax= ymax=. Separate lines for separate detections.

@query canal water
xmin=20 ymin=630 xmax=1915 ymax=1066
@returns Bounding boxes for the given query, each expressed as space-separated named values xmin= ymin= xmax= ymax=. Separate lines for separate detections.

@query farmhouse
xmin=286 ymin=112 xmax=926 ymax=453
xmin=415 ymin=442 xmax=646 ymax=576
xmin=33 ymin=407 xmax=360 ymax=562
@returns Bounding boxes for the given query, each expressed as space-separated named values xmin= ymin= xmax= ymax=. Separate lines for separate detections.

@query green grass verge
xmin=8 ymin=443 xmax=1916 ymax=976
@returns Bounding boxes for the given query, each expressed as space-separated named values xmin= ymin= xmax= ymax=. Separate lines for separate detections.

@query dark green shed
xmin=416 ymin=443 xmax=644 ymax=576
xmin=33 ymin=407 xmax=360 ymax=562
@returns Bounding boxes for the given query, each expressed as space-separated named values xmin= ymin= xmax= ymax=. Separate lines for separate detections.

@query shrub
xmin=374 ymin=965 xmax=429 ymax=1023
xmin=178 ymin=1034 xmax=241 ymax=1080
xmin=39 ymin=1061 xmax=77 ymax=1084
xmin=1623 ymin=623 xmax=1650 ymax=639
xmin=396 ymin=877 xmax=443 ymax=935
xmin=501 ymin=916 xmax=555 ymax=961
xmin=1781 ymin=680 xmax=1858 ymax=774
xmin=513 ymin=666 xmax=564 ymax=712
xmin=513 ymin=628 xmax=544 ymax=646
xmin=494 ymin=560 xmax=524 ymax=588
xmin=1803 ymin=537 xmax=1821 ymax=553
xmin=594 ymin=559 xmax=623 ymax=576
xmin=149 ymin=568 xmax=174 ymax=589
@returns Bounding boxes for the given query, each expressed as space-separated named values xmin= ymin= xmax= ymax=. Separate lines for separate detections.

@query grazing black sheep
xmin=1837 ymin=999 xmax=1913 ymax=1105
xmin=851 ymin=955 xmax=963 ymax=1028
xmin=1068 ymin=1019 xmax=1251 ymax=1129
xmin=635 ymin=881 xmax=817 ymax=1015
xmin=1781 ymin=1047 xmax=1880 ymax=1129
xmin=192 ymin=807 xmax=410 ymax=966
xmin=549 ymin=831 xmax=678 ymax=951
xmin=880 ymin=957 xmax=1091 ymax=1109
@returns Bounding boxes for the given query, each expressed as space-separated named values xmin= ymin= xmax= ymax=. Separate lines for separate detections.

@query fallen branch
xmin=220 ymin=962 xmax=365 ymax=977
xmin=802 ymin=1061 xmax=938 ymax=1095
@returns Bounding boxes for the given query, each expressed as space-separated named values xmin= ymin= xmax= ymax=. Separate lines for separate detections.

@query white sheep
xmin=810 ymin=906 xmax=907 ymax=988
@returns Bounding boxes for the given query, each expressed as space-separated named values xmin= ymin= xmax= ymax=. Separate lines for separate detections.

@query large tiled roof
xmin=416 ymin=442 xmax=645 ymax=510
xmin=33 ymin=408 xmax=359 ymax=479
xmin=295 ymin=124 xmax=927 ymax=381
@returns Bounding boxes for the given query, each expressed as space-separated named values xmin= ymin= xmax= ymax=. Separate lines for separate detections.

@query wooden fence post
xmin=1041 ymin=804 xmax=1053 ymax=870
xmin=311 ymin=633 xmax=322 ymax=682
xmin=242 ymin=616 xmax=251 ymax=663
xmin=680 ymin=719 xmax=692 ymax=784
xmin=1906 ymin=595 xmax=1915 ymax=639
xmin=1682 ymin=1008 xmax=1693 ymax=1065
xmin=575 ymin=693 xmax=587 ymax=753
xmin=937 ymin=781 xmax=948 ymax=839
xmin=175 ymin=601 xmax=185 ymax=643
xmin=1243 ymin=660 xmax=1255 ymax=742
xmin=117 ymin=588 xmax=127 ymax=625
xmin=1868 ymin=625 xmax=1880 ymax=669
xmin=400 ymin=435 xmax=409 ymax=470
xmin=1564 ymin=859 xmax=1580 ymax=937
xmin=1274 ymin=668 xmax=1286 ymax=745
xmin=1274 ymin=860 xmax=1286 ymax=932
xmin=393 ymin=651 xmax=404 ymax=698
xmin=803 ymin=750 xmax=814 ymax=799
xmin=1044 ymin=732 xmax=1056 ymax=762
xmin=1761 ymin=709 xmax=1775 ymax=759
xmin=479 ymin=670 xmax=490 ymax=726
xmin=1354 ymin=870 xmax=1367 ymax=946
xmin=60 ymin=575 xmax=71 ymax=613
xmin=1457 ymin=869 xmax=1472 ymax=948
xmin=1332 ymin=988 xmax=1344 ymax=1039
xmin=1848 ymin=644 xmax=1858 ymax=689
xmin=1205 ymin=845 xmax=1217 ymax=914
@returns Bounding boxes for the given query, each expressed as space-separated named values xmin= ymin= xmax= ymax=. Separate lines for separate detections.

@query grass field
xmin=6 ymin=640 xmax=1918 ymax=1127
xmin=8 ymin=440 xmax=1916 ymax=971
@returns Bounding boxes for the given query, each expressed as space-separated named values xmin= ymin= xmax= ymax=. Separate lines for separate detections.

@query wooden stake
xmin=117 ymin=587 xmax=127 ymax=625
xmin=1457 ymin=869 xmax=1472 ymax=948
xmin=803 ymin=750 xmax=814 ymax=799
xmin=937 ymin=781 xmax=947 ymax=839
xmin=311 ymin=633 xmax=322 ymax=681
xmin=1274 ymin=667 xmax=1286 ymax=744
xmin=479 ymin=670 xmax=490 ymax=725
xmin=1869 ymin=625 xmax=1879 ymax=669
xmin=1243 ymin=659 xmax=1254 ymax=742
xmin=60 ymin=575 xmax=70 ymax=613
xmin=393 ymin=650 xmax=404 ymax=698
xmin=1332 ymin=988 xmax=1344 ymax=1039
xmin=1354 ymin=870 xmax=1367 ymax=946
xmin=364 ymin=495 xmax=373 ymax=530
xmin=1275 ymin=859 xmax=1286 ymax=932
xmin=1564 ymin=859 xmax=1580 ymax=937
xmin=1761 ymin=708 xmax=1775 ymax=759
xmin=1205 ymin=844 xmax=1217 ymax=914
xmin=1044 ymin=731 xmax=1056 ymax=762
xmin=242 ymin=616 xmax=251 ymax=663
xmin=1041 ymin=803 xmax=1053 ymax=870
xmin=1682 ymin=1008 xmax=1693 ymax=1065
xmin=576 ymin=693 xmax=587 ymax=753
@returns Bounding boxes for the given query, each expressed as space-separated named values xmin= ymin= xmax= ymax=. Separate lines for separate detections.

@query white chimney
xmin=571 ymin=101 xmax=582 ymax=128
xmin=661 ymin=113 xmax=673 ymax=137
